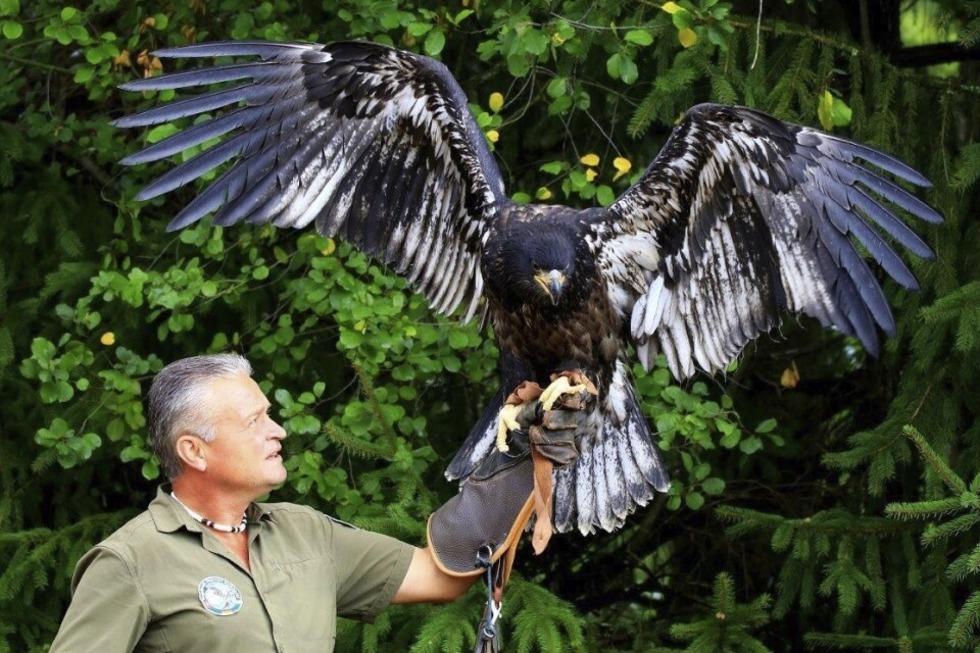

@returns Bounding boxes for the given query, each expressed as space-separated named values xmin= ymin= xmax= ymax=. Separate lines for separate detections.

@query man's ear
xmin=175 ymin=433 xmax=208 ymax=473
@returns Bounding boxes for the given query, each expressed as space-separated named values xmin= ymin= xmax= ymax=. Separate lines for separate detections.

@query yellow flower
xmin=486 ymin=129 xmax=500 ymax=143
xmin=112 ymin=50 xmax=131 ymax=69
xmin=580 ymin=153 xmax=600 ymax=167
xmin=100 ymin=332 xmax=116 ymax=346
xmin=488 ymin=92 xmax=504 ymax=113
xmin=612 ymin=156 xmax=632 ymax=181
xmin=585 ymin=168 xmax=598 ymax=182
xmin=780 ymin=361 xmax=800 ymax=389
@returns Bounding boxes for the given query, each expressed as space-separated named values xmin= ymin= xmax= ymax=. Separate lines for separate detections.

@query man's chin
xmin=268 ymin=461 xmax=288 ymax=484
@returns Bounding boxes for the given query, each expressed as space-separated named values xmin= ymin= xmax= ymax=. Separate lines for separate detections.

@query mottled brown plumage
xmin=482 ymin=205 xmax=618 ymax=393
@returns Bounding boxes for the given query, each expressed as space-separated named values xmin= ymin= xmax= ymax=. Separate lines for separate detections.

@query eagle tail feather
xmin=447 ymin=377 xmax=670 ymax=537
xmin=554 ymin=380 xmax=670 ymax=535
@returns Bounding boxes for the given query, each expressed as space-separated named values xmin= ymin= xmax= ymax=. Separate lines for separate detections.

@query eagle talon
xmin=539 ymin=375 xmax=588 ymax=411
xmin=495 ymin=403 xmax=524 ymax=452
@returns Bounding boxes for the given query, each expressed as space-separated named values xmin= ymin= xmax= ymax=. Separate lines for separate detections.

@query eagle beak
xmin=535 ymin=269 xmax=566 ymax=305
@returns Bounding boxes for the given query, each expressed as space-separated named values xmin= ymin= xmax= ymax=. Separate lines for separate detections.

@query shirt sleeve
xmin=49 ymin=545 xmax=149 ymax=653
xmin=327 ymin=519 xmax=415 ymax=622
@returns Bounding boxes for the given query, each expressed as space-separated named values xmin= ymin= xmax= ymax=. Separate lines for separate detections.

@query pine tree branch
xmin=903 ymin=425 xmax=969 ymax=495
xmin=885 ymin=497 xmax=964 ymax=520
xmin=948 ymin=590 xmax=980 ymax=648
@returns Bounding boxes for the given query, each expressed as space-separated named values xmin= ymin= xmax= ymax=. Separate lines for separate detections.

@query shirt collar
xmin=148 ymin=484 xmax=272 ymax=533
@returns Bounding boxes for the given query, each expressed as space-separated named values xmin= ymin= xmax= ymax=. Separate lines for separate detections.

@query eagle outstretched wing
xmin=594 ymin=103 xmax=942 ymax=379
xmin=113 ymin=41 xmax=508 ymax=321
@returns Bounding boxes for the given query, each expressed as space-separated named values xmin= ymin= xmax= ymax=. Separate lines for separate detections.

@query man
xmin=49 ymin=353 xmax=488 ymax=652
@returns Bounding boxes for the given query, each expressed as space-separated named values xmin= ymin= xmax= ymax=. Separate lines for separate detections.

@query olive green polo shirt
xmin=50 ymin=486 xmax=414 ymax=653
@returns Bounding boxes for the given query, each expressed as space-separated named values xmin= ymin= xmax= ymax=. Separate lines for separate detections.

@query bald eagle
xmin=114 ymin=40 xmax=941 ymax=535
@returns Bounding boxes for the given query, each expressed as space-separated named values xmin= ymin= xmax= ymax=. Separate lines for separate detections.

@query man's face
xmin=200 ymin=372 xmax=288 ymax=496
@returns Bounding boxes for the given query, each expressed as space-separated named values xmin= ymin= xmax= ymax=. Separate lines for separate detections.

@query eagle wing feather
xmin=113 ymin=40 xmax=506 ymax=322
xmin=595 ymin=103 xmax=941 ymax=379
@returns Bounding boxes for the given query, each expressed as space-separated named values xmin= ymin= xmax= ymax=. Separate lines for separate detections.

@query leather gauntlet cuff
xmin=427 ymin=429 xmax=536 ymax=578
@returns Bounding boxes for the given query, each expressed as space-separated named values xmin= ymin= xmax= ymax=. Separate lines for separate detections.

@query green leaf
xmin=596 ymin=185 xmax=615 ymax=206
xmin=670 ymin=8 xmax=694 ymax=30
xmin=453 ymin=9 xmax=474 ymax=25
xmin=424 ymin=30 xmax=445 ymax=57
xmin=142 ymin=459 xmax=160 ymax=480
xmin=31 ymin=337 xmax=56 ymax=361
xmin=506 ymin=53 xmax=530 ymax=77
xmin=740 ymin=436 xmax=763 ymax=454
xmin=540 ymin=161 xmax=565 ymax=175
xmin=0 ymin=0 xmax=19 ymax=17
xmin=618 ymin=55 xmax=639 ymax=84
xmin=702 ymin=477 xmax=726 ymax=495
xmin=817 ymin=90 xmax=834 ymax=130
xmin=84 ymin=47 xmax=106 ymax=64
xmin=407 ymin=21 xmax=432 ymax=36
xmin=606 ymin=52 xmax=623 ymax=80
xmin=1 ymin=20 xmax=22 ymax=38
xmin=73 ymin=64 xmax=94 ymax=83
xmin=147 ymin=123 xmax=180 ymax=144
xmin=685 ymin=491 xmax=705 ymax=510
xmin=831 ymin=96 xmax=853 ymax=126
xmin=546 ymin=77 xmax=567 ymax=98
xmin=624 ymin=29 xmax=653 ymax=46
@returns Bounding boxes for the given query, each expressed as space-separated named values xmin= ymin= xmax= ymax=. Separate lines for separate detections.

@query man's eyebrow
xmin=247 ymin=402 xmax=272 ymax=419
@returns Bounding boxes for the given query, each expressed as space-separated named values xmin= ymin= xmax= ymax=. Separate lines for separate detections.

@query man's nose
xmin=267 ymin=417 xmax=287 ymax=440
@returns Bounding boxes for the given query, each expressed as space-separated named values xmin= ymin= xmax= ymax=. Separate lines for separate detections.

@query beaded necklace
xmin=170 ymin=491 xmax=247 ymax=534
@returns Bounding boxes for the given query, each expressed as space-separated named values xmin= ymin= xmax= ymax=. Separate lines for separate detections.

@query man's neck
xmin=170 ymin=478 xmax=254 ymax=526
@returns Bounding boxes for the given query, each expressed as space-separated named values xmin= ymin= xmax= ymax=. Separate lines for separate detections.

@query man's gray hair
xmin=147 ymin=353 xmax=253 ymax=479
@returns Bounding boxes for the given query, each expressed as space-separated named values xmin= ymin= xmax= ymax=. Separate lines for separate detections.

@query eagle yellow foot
xmin=495 ymin=381 xmax=545 ymax=452
xmin=539 ymin=371 xmax=597 ymax=411
xmin=495 ymin=403 xmax=523 ymax=452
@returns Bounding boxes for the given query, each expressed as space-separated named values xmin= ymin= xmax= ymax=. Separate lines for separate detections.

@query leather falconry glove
xmin=426 ymin=380 xmax=596 ymax=653
xmin=426 ymin=384 xmax=594 ymax=578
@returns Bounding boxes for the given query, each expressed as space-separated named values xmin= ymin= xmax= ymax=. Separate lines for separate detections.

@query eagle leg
xmin=496 ymin=381 xmax=544 ymax=452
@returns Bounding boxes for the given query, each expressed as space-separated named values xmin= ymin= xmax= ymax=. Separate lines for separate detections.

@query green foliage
xmin=887 ymin=426 xmax=980 ymax=651
xmin=1 ymin=1 xmax=977 ymax=651
xmin=718 ymin=506 xmax=907 ymax=623
xmin=657 ymin=572 xmax=772 ymax=653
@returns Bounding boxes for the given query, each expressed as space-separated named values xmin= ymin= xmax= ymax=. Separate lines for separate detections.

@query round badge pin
xmin=198 ymin=576 xmax=243 ymax=616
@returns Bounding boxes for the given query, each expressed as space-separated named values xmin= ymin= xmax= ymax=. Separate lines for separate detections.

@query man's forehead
xmin=203 ymin=373 xmax=268 ymax=411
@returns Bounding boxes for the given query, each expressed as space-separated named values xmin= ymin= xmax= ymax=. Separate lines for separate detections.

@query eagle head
xmin=483 ymin=216 xmax=583 ymax=311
